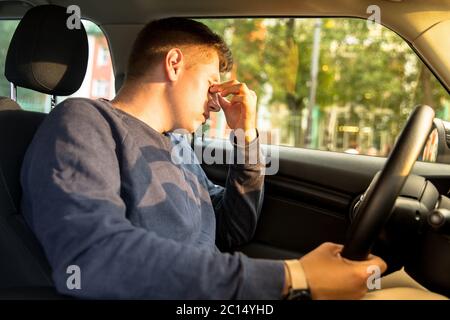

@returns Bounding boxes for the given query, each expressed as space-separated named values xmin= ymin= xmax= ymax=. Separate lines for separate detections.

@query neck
xmin=111 ymin=79 xmax=173 ymax=134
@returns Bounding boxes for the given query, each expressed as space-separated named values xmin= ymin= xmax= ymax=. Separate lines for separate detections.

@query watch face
xmin=287 ymin=289 xmax=312 ymax=300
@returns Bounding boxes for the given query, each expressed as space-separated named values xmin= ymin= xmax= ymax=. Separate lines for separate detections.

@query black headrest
xmin=115 ymin=72 xmax=125 ymax=93
xmin=5 ymin=5 xmax=88 ymax=96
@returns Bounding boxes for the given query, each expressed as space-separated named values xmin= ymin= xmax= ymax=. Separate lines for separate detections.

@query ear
xmin=165 ymin=48 xmax=184 ymax=81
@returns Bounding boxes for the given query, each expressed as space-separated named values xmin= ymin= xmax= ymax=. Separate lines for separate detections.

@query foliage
xmin=200 ymin=18 xmax=449 ymax=153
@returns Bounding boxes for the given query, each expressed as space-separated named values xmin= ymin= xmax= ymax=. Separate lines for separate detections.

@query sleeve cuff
xmin=238 ymin=254 xmax=286 ymax=300
xmin=229 ymin=129 xmax=265 ymax=166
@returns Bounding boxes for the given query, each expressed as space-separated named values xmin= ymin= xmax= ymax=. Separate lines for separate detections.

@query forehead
xmin=185 ymin=46 xmax=220 ymax=79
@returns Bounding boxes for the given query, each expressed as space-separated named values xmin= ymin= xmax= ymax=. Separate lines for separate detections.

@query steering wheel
xmin=341 ymin=105 xmax=435 ymax=261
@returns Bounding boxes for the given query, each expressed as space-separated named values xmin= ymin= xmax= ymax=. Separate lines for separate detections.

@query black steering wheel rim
xmin=341 ymin=105 xmax=435 ymax=261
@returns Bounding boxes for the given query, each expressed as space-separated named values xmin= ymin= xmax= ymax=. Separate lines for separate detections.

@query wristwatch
xmin=284 ymin=259 xmax=312 ymax=300
xmin=285 ymin=287 xmax=312 ymax=300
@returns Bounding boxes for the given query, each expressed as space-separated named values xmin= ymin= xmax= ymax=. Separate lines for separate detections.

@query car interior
xmin=0 ymin=0 xmax=449 ymax=299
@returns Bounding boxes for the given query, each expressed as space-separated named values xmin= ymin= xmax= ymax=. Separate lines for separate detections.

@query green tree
xmin=194 ymin=18 xmax=450 ymax=154
xmin=0 ymin=20 xmax=19 ymax=97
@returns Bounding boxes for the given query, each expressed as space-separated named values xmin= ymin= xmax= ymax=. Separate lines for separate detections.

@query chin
xmin=185 ymin=124 xmax=198 ymax=134
xmin=191 ymin=120 xmax=204 ymax=132
xmin=176 ymin=119 xmax=203 ymax=134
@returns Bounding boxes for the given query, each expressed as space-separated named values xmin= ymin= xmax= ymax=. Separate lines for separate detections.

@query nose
xmin=208 ymin=92 xmax=221 ymax=112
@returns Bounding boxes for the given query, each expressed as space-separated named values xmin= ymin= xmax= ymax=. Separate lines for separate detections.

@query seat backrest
xmin=0 ymin=109 xmax=51 ymax=287
xmin=0 ymin=97 xmax=21 ymax=111
xmin=0 ymin=4 xmax=88 ymax=288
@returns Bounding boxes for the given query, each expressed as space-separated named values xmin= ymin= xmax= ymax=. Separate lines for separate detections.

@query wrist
xmin=233 ymin=128 xmax=258 ymax=145
xmin=284 ymin=259 xmax=309 ymax=290
xmin=283 ymin=259 xmax=311 ymax=300
xmin=282 ymin=263 xmax=292 ymax=297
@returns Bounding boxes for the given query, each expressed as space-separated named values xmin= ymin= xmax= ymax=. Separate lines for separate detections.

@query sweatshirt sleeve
xmin=204 ymin=131 xmax=266 ymax=251
xmin=20 ymin=99 xmax=284 ymax=300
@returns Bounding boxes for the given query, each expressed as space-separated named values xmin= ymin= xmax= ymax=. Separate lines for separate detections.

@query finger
xmin=210 ymin=79 xmax=240 ymax=92
xmin=315 ymin=242 xmax=344 ymax=259
xmin=207 ymin=99 xmax=221 ymax=112
xmin=365 ymin=255 xmax=388 ymax=273
xmin=222 ymin=95 xmax=244 ymax=112
xmin=321 ymin=241 xmax=343 ymax=248
xmin=230 ymin=95 xmax=244 ymax=104
xmin=321 ymin=242 xmax=344 ymax=254
xmin=218 ymin=84 xmax=247 ymax=97
xmin=333 ymin=245 xmax=345 ymax=256
xmin=345 ymin=254 xmax=387 ymax=273
xmin=208 ymin=92 xmax=221 ymax=105
xmin=217 ymin=94 xmax=231 ymax=108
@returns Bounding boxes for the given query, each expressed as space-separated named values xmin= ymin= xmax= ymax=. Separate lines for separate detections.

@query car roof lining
xmin=1 ymin=0 xmax=449 ymax=90
xmin=1 ymin=0 xmax=448 ymax=40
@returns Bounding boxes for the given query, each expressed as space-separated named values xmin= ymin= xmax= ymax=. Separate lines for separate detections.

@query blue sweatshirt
xmin=20 ymin=98 xmax=285 ymax=299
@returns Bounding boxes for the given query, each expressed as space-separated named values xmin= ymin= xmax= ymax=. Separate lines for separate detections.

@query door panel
xmin=198 ymin=139 xmax=450 ymax=259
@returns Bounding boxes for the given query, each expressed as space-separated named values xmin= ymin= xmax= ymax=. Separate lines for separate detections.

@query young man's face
xmin=170 ymin=48 xmax=221 ymax=132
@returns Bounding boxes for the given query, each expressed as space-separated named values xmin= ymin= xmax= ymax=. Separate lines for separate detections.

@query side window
xmin=0 ymin=20 xmax=115 ymax=113
xmin=198 ymin=18 xmax=450 ymax=159
xmin=0 ymin=20 xmax=19 ymax=100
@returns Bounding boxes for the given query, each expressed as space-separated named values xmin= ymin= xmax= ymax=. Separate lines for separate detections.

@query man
xmin=21 ymin=17 xmax=389 ymax=299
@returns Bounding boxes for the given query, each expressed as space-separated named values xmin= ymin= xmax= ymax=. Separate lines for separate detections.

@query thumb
xmin=217 ymin=93 xmax=231 ymax=109
xmin=365 ymin=254 xmax=388 ymax=274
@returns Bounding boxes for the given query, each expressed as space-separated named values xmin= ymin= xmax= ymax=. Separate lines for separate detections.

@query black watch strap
xmin=285 ymin=288 xmax=312 ymax=300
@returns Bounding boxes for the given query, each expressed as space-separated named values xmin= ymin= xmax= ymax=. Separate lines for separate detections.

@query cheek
xmin=183 ymin=79 xmax=202 ymax=103
xmin=192 ymin=84 xmax=209 ymax=110
xmin=179 ymin=73 xmax=208 ymax=113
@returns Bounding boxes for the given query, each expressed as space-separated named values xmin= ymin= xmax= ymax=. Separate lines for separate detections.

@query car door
xmin=195 ymin=17 xmax=450 ymax=260
xmin=198 ymin=142 xmax=450 ymax=260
